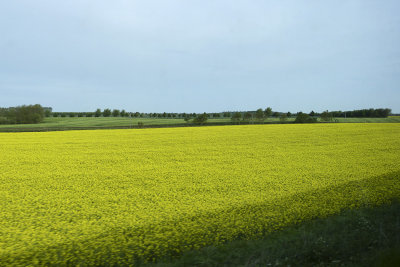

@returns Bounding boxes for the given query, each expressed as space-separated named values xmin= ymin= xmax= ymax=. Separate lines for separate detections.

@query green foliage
xmin=223 ymin=112 xmax=231 ymax=118
xmin=321 ymin=110 xmax=333 ymax=122
xmin=192 ymin=113 xmax=208 ymax=124
xmin=331 ymin=108 xmax=392 ymax=118
xmin=255 ymin=108 xmax=264 ymax=121
xmin=0 ymin=104 xmax=45 ymax=124
xmin=231 ymin=112 xmax=242 ymax=124
xmin=295 ymin=112 xmax=317 ymax=123
xmin=279 ymin=113 xmax=288 ymax=122
xmin=243 ymin=111 xmax=252 ymax=122
xmin=103 ymin=109 xmax=111 ymax=117
xmin=112 ymin=109 xmax=120 ymax=117
xmin=95 ymin=109 xmax=102 ymax=117
xmin=184 ymin=114 xmax=191 ymax=123
xmin=264 ymin=107 xmax=272 ymax=119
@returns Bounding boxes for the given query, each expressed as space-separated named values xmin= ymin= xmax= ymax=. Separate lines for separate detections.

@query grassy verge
xmin=146 ymin=200 xmax=400 ymax=267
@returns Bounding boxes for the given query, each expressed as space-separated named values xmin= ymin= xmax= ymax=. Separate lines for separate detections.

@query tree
xmin=95 ymin=109 xmax=102 ymax=117
xmin=287 ymin=112 xmax=292 ymax=118
xmin=184 ymin=114 xmax=191 ymax=123
xmin=295 ymin=112 xmax=317 ymax=123
xmin=193 ymin=113 xmax=208 ymax=124
xmin=309 ymin=111 xmax=315 ymax=117
xmin=44 ymin=107 xmax=52 ymax=117
xmin=255 ymin=108 xmax=264 ymax=122
xmin=223 ymin=112 xmax=231 ymax=118
xmin=1 ymin=104 xmax=45 ymax=124
xmin=279 ymin=113 xmax=288 ymax=122
xmin=103 ymin=109 xmax=111 ymax=117
xmin=320 ymin=110 xmax=333 ymax=122
xmin=264 ymin=107 xmax=272 ymax=119
xmin=231 ymin=112 xmax=242 ymax=124
xmin=120 ymin=110 xmax=126 ymax=117
xmin=112 ymin=109 xmax=120 ymax=117
xmin=243 ymin=111 xmax=252 ymax=122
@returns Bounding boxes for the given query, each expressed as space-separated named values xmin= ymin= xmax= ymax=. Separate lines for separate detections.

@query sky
xmin=0 ymin=0 xmax=399 ymax=113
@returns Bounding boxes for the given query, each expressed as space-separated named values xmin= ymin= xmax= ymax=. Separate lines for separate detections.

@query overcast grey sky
xmin=0 ymin=0 xmax=399 ymax=113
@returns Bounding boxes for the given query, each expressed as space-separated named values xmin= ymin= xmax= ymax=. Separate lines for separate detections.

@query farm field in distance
xmin=1 ymin=123 xmax=400 ymax=265
xmin=1 ymin=116 xmax=400 ymax=132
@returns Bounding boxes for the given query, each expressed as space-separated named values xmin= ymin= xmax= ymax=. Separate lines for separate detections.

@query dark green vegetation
xmin=145 ymin=200 xmax=400 ymax=267
xmin=294 ymin=112 xmax=318 ymax=123
xmin=324 ymin=108 xmax=392 ymax=118
xmin=0 ymin=104 xmax=47 ymax=124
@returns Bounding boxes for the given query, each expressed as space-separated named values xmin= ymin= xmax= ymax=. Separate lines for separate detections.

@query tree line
xmin=307 ymin=108 xmax=391 ymax=120
xmin=0 ymin=105 xmax=392 ymax=125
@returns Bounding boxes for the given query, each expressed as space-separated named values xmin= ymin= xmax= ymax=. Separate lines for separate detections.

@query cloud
xmin=1 ymin=0 xmax=399 ymax=112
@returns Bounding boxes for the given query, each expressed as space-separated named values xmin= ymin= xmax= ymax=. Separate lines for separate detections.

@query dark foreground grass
xmin=144 ymin=200 xmax=400 ymax=267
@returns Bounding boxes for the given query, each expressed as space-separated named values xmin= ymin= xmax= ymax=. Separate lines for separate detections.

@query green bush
xmin=193 ymin=113 xmax=208 ymax=124
xmin=295 ymin=112 xmax=317 ymax=123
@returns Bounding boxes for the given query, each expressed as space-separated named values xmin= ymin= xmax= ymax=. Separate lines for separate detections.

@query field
xmin=0 ymin=117 xmax=289 ymax=131
xmin=1 ymin=116 xmax=400 ymax=132
xmin=0 ymin=117 xmax=189 ymax=130
xmin=1 ymin=124 xmax=400 ymax=265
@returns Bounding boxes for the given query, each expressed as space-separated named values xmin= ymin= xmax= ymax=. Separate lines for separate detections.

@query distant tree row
xmin=229 ymin=108 xmax=294 ymax=124
xmin=0 ymin=104 xmax=46 ymax=124
xmin=307 ymin=108 xmax=391 ymax=119
xmin=1 ymin=105 xmax=392 ymax=125
xmin=330 ymin=108 xmax=391 ymax=118
xmin=50 ymin=108 xmax=391 ymax=120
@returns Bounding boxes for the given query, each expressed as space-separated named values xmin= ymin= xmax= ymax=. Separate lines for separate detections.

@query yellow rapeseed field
xmin=1 ymin=124 xmax=399 ymax=265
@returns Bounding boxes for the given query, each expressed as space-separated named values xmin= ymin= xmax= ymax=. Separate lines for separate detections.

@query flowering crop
xmin=1 ymin=124 xmax=399 ymax=265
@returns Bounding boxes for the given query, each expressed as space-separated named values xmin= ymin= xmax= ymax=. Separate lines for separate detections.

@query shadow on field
xmin=147 ymin=200 xmax=400 ymax=267
xmin=2 ymin=171 xmax=399 ymax=266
